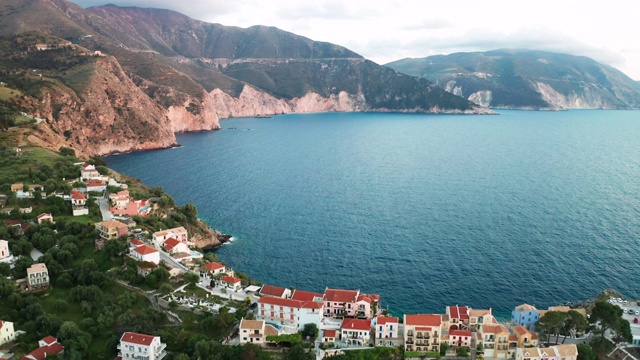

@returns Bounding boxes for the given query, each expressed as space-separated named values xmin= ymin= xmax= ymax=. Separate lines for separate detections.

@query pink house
xmin=257 ymin=296 xmax=324 ymax=332
xmin=323 ymin=288 xmax=379 ymax=319
xmin=446 ymin=305 xmax=470 ymax=330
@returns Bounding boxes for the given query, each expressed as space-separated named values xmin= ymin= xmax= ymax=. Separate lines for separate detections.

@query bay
xmin=105 ymin=110 xmax=640 ymax=319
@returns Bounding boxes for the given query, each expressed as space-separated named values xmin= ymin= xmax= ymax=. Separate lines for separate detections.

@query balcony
xmin=406 ymin=339 xmax=414 ymax=344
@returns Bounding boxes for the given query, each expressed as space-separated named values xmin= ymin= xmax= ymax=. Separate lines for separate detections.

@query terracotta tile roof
xmin=260 ymin=284 xmax=289 ymax=297
xmin=448 ymin=305 xmax=470 ymax=320
xmin=301 ymin=301 xmax=324 ymax=309
xmin=40 ymin=336 xmax=56 ymax=345
xmin=324 ymin=288 xmax=359 ymax=303
xmin=515 ymin=304 xmax=538 ymax=312
xmin=324 ymin=329 xmax=337 ymax=338
xmin=162 ymin=237 xmax=180 ymax=251
xmin=130 ymin=238 xmax=144 ymax=246
xmin=469 ymin=309 xmax=492 ymax=317
xmin=133 ymin=245 xmax=158 ymax=255
xmin=86 ymin=179 xmax=106 ymax=186
xmin=377 ymin=315 xmax=399 ymax=325
xmin=24 ymin=342 xmax=64 ymax=360
xmin=554 ymin=344 xmax=578 ymax=356
xmin=36 ymin=213 xmax=52 ymax=219
xmin=221 ymin=275 xmax=241 ymax=284
xmin=120 ymin=332 xmax=156 ymax=346
xmin=523 ymin=348 xmax=541 ymax=357
xmin=202 ymin=262 xmax=225 ymax=272
xmin=531 ymin=333 xmax=539 ymax=340
xmin=509 ymin=334 xmax=518 ymax=341
xmin=98 ymin=220 xmax=128 ymax=229
xmin=258 ymin=296 xmax=303 ymax=308
xmin=513 ymin=325 xmax=530 ymax=336
xmin=71 ymin=191 xmax=87 ymax=200
xmin=481 ymin=324 xmax=509 ymax=334
xmin=341 ymin=318 xmax=372 ymax=331
xmin=265 ymin=324 xmax=279 ymax=337
xmin=405 ymin=314 xmax=442 ymax=327
xmin=4 ymin=220 xmax=20 ymax=226
xmin=291 ymin=289 xmax=323 ymax=301
xmin=357 ymin=294 xmax=372 ymax=303
xmin=240 ymin=319 xmax=264 ymax=330
xmin=450 ymin=330 xmax=472 ymax=337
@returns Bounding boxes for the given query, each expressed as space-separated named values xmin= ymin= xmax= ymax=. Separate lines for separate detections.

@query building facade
xmin=95 ymin=220 xmax=129 ymax=241
xmin=27 ymin=263 xmax=49 ymax=290
xmin=403 ymin=314 xmax=443 ymax=353
xmin=512 ymin=304 xmax=540 ymax=330
xmin=341 ymin=318 xmax=372 ymax=346
xmin=0 ymin=320 xmax=15 ymax=346
xmin=375 ymin=315 xmax=402 ymax=347
xmin=118 ymin=332 xmax=167 ymax=360
xmin=239 ymin=319 xmax=279 ymax=345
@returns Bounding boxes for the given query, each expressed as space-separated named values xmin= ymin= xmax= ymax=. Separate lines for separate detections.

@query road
xmin=160 ymin=251 xmax=189 ymax=272
xmin=95 ymin=192 xmax=112 ymax=221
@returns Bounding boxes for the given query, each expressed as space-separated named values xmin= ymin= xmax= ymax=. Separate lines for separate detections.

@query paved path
xmin=95 ymin=192 xmax=113 ymax=221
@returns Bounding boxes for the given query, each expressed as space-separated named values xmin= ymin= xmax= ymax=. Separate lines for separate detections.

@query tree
xmin=458 ymin=347 xmax=469 ymax=357
xmin=184 ymin=272 xmax=199 ymax=286
xmin=562 ymin=310 xmax=589 ymax=343
xmin=590 ymin=301 xmax=624 ymax=344
xmin=537 ymin=311 xmax=567 ymax=344
xmin=440 ymin=342 xmax=451 ymax=356
xmin=59 ymin=146 xmax=75 ymax=157
xmin=284 ymin=343 xmax=314 ymax=360
xmin=181 ymin=203 xmax=198 ymax=223
xmin=301 ymin=323 xmax=319 ymax=341
xmin=577 ymin=344 xmax=597 ymax=360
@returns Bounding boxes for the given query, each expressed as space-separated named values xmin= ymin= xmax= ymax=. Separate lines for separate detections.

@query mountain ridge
xmin=386 ymin=49 xmax=640 ymax=110
xmin=0 ymin=0 xmax=487 ymax=156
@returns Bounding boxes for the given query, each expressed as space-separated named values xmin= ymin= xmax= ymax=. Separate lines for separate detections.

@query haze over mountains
xmin=0 ymin=0 xmax=482 ymax=156
xmin=386 ymin=49 xmax=640 ymax=110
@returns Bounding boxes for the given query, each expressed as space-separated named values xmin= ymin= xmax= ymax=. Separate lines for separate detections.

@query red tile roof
xmin=4 ymin=220 xmax=20 ymax=226
xmin=86 ymin=179 xmax=106 ymax=186
xmin=258 ymin=296 xmax=303 ymax=308
xmin=37 ymin=213 xmax=52 ymax=219
xmin=162 ymin=237 xmax=180 ymax=251
xmin=324 ymin=329 xmax=337 ymax=338
xmin=40 ymin=336 xmax=56 ymax=345
xmin=357 ymin=294 xmax=372 ymax=303
xmin=221 ymin=275 xmax=241 ymax=284
xmin=23 ymin=342 xmax=64 ymax=360
xmin=133 ymin=245 xmax=158 ymax=256
xmin=130 ymin=238 xmax=144 ymax=247
xmin=300 ymin=301 xmax=324 ymax=309
xmin=450 ymin=330 xmax=472 ymax=337
xmin=291 ymin=289 xmax=323 ymax=301
xmin=341 ymin=318 xmax=372 ymax=331
xmin=202 ymin=262 xmax=225 ymax=272
xmin=377 ymin=315 xmax=399 ymax=325
xmin=120 ymin=332 xmax=157 ymax=346
xmin=448 ymin=305 xmax=470 ymax=320
xmin=324 ymin=288 xmax=359 ymax=303
xmin=509 ymin=334 xmax=518 ymax=341
xmin=405 ymin=314 xmax=442 ymax=327
xmin=260 ymin=284 xmax=289 ymax=297
xmin=481 ymin=324 xmax=509 ymax=334
xmin=71 ymin=191 xmax=87 ymax=200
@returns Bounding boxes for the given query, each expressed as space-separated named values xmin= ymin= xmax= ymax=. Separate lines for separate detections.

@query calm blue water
xmin=105 ymin=110 xmax=640 ymax=318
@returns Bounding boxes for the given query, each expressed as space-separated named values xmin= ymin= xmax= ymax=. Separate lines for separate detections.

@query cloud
xmin=70 ymin=0 xmax=247 ymax=20
xmin=276 ymin=1 xmax=380 ymax=20
xmin=401 ymin=19 xmax=451 ymax=31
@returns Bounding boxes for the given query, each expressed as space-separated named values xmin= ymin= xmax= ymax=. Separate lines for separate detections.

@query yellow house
xmin=479 ymin=324 xmax=510 ymax=359
xmin=404 ymin=314 xmax=443 ymax=353
xmin=513 ymin=325 xmax=539 ymax=348
xmin=469 ymin=308 xmax=496 ymax=330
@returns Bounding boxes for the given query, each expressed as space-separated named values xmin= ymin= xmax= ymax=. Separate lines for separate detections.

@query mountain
xmin=0 ymin=0 xmax=486 ymax=156
xmin=386 ymin=49 xmax=640 ymax=110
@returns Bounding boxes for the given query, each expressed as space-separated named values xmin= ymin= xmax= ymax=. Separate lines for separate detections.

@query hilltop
xmin=386 ymin=49 xmax=640 ymax=110
xmin=0 ymin=0 xmax=485 ymax=156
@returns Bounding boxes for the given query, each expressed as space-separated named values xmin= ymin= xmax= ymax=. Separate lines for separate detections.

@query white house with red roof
xmin=291 ymin=289 xmax=323 ymax=302
xmin=340 ymin=318 xmax=372 ymax=346
xmin=323 ymin=288 xmax=379 ymax=319
xmin=118 ymin=332 xmax=167 ymax=360
xmin=36 ymin=213 xmax=53 ymax=224
xmin=130 ymin=245 xmax=160 ymax=265
xmin=323 ymin=329 xmax=337 ymax=343
xmin=449 ymin=329 xmax=473 ymax=347
xmin=259 ymin=284 xmax=291 ymax=298
xmin=70 ymin=190 xmax=88 ymax=216
xmin=375 ymin=315 xmax=401 ymax=347
xmin=130 ymin=238 xmax=145 ymax=248
xmin=153 ymin=227 xmax=189 ymax=247
xmin=220 ymin=276 xmax=242 ymax=291
xmin=22 ymin=336 xmax=64 ymax=360
xmin=80 ymin=163 xmax=100 ymax=180
xmin=0 ymin=320 xmax=15 ymax=346
xmin=162 ymin=237 xmax=189 ymax=255
xmin=86 ymin=179 xmax=107 ymax=192
xmin=239 ymin=319 xmax=279 ymax=345
xmin=446 ymin=305 xmax=470 ymax=330
xmin=257 ymin=296 xmax=324 ymax=333
xmin=403 ymin=314 xmax=443 ymax=353
xmin=201 ymin=262 xmax=226 ymax=275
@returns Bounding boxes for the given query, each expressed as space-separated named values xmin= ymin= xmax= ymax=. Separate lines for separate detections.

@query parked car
xmin=635 ymin=310 xmax=639 ymax=316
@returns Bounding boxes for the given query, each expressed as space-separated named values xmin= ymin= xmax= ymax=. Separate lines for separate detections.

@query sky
xmin=70 ymin=0 xmax=640 ymax=80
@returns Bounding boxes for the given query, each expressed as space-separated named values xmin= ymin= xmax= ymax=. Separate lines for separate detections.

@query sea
xmin=104 ymin=110 xmax=640 ymax=319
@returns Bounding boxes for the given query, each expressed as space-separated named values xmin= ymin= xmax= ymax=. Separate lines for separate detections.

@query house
xmin=538 ymin=306 xmax=588 ymax=319
xmin=162 ymin=237 xmax=189 ymax=254
xmin=85 ymin=179 xmax=107 ymax=192
xmin=71 ymin=190 xmax=89 ymax=216
xmin=220 ymin=276 xmax=242 ymax=291
xmin=137 ymin=262 xmax=158 ymax=277
xmin=130 ymin=238 xmax=145 ymax=248
xmin=375 ymin=315 xmax=401 ymax=347
xmin=0 ymin=240 xmax=13 ymax=264
xmin=10 ymin=183 xmax=23 ymax=192
xmin=130 ymin=245 xmax=160 ymax=265
xmin=323 ymin=329 xmax=337 ymax=343
xmin=259 ymin=284 xmax=291 ymax=298
xmin=341 ymin=318 xmax=372 ymax=346
xmin=323 ymin=288 xmax=380 ymax=319
xmin=80 ymin=163 xmax=100 ymax=180
xmin=95 ymin=220 xmax=129 ymax=241
xmin=469 ymin=308 xmax=496 ymax=330
xmin=109 ymin=191 xmax=151 ymax=217
xmin=404 ymin=314 xmax=443 ymax=353
xmin=109 ymin=191 xmax=130 ymax=208
xmin=449 ymin=330 xmax=472 ymax=348
xmin=0 ymin=321 xmax=15 ymax=346
xmin=201 ymin=262 xmax=226 ymax=275
xmin=446 ymin=305 xmax=470 ymax=330
xmin=238 ymin=319 xmax=279 ymax=345
xmin=478 ymin=324 xmax=511 ymax=359
xmin=19 ymin=207 xmax=32 ymax=214
xmin=513 ymin=325 xmax=539 ymax=348
xmin=512 ymin=304 xmax=540 ymax=330
xmin=22 ymin=336 xmax=64 ymax=360
xmin=291 ymin=289 xmax=323 ymax=302
xmin=153 ymin=227 xmax=189 ymax=247
xmin=36 ymin=213 xmax=53 ymax=224
xmin=256 ymin=296 xmax=324 ymax=333
xmin=1 ymin=208 xmax=13 ymax=215
xmin=118 ymin=332 xmax=167 ymax=360
xmin=515 ymin=344 xmax=578 ymax=360
xmin=27 ymin=263 xmax=49 ymax=290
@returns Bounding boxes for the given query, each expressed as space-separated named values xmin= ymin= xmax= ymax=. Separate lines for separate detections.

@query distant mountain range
xmin=386 ymin=49 xmax=640 ymax=109
xmin=0 ymin=0 xmax=483 ymax=156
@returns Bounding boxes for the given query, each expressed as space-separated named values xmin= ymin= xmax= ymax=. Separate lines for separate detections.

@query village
xmin=0 ymin=160 xmax=638 ymax=360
